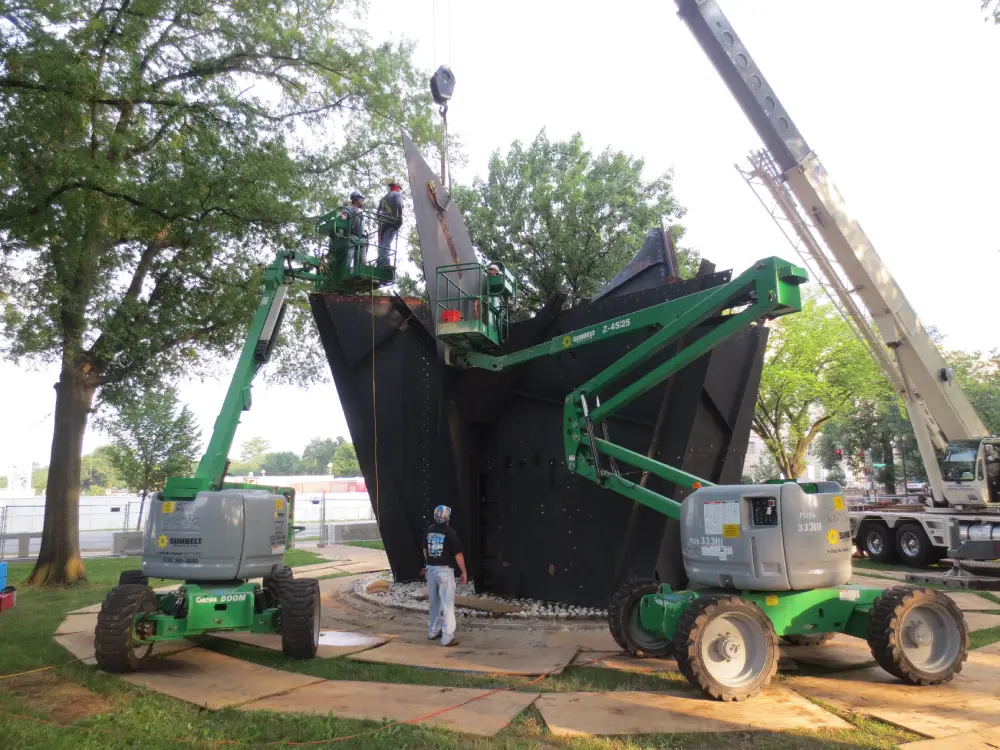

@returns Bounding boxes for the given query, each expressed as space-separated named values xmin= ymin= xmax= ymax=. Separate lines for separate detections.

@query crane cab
xmin=435 ymin=261 xmax=516 ymax=351
xmin=940 ymin=438 xmax=1000 ymax=508
xmin=315 ymin=206 xmax=396 ymax=294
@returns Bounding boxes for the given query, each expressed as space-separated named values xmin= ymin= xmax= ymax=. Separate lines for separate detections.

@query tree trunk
xmin=26 ymin=365 xmax=95 ymax=586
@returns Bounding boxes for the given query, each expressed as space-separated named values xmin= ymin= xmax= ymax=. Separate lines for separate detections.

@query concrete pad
xmin=945 ymin=592 xmax=1000 ymax=611
xmin=350 ymin=640 xmax=577 ymax=676
xmin=54 ymin=630 xmax=194 ymax=665
xmin=780 ymin=633 xmax=875 ymax=670
xmin=535 ymin=686 xmax=850 ymax=736
xmin=788 ymin=666 xmax=1000 ymax=738
xmin=544 ymin=630 xmax=620 ymax=652
xmin=121 ymin=646 xmax=323 ymax=709
xmin=900 ymin=725 xmax=1000 ymax=748
xmin=69 ymin=602 xmax=104 ymax=615
xmin=241 ymin=680 xmax=537 ymax=737
xmin=54 ymin=613 xmax=98 ymax=635
xmin=209 ymin=629 xmax=387 ymax=658
xmin=964 ymin=611 xmax=1000 ymax=632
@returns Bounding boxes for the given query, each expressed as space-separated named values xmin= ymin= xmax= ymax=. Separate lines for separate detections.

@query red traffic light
xmin=835 ymin=449 xmax=842 ymax=457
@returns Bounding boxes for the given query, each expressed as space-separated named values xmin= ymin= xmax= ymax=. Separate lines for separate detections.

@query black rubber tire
xmin=780 ymin=632 xmax=836 ymax=647
xmin=281 ymin=578 xmax=320 ymax=660
xmin=867 ymin=586 xmax=969 ymax=685
xmin=607 ymin=577 xmax=673 ymax=658
xmin=118 ymin=569 xmax=148 ymax=586
xmin=895 ymin=522 xmax=932 ymax=568
xmin=95 ymin=584 xmax=157 ymax=673
xmin=674 ymin=594 xmax=779 ymax=702
xmin=859 ymin=522 xmax=896 ymax=563
xmin=264 ymin=564 xmax=294 ymax=606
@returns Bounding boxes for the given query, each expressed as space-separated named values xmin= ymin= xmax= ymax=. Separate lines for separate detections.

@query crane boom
xmin=676 ymin=0 xmax=989 ymax=507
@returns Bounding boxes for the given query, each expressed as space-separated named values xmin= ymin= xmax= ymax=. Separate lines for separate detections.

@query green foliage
xmin=826 ymin=464 xmax=848 ymax=486
xmin=259 ymin=450 xmax=301 ymax=476
xmin=299 ymin=436 xmax=340 ymax=474
xmin=750 ymin=452 xmax=783 ymax=483
xmin=452 ymin=130 xmax=695 ymax=311
xmin=946 ymin=349 xmax=1000 ymax=433
xmin=97 ymin=387 xmax=201 ymax=499
xmin=238 ymin=437 xmax=272 ymax=465
xmin=985 ymin=0 xmax=1000 ymax=23
xmin=31 ymin=465 xmax=48 ymax=490
xmin=80 ymin=446 xmax=122 ymax=492
xmin=331 ymin=439 xmax=361 ymax=477
xmin=754 ymin=295 xmax=888 ymax=478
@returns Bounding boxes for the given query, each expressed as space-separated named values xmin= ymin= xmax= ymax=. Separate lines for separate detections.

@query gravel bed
xmin=353 ymin=574 xmax=607 ymax=620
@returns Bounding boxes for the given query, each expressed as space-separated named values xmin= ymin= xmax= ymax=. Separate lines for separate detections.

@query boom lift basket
xmin=435 ymin=261 xmax=516 ymax=351
xmin=316 ymin=206 xmax=396 ymax=294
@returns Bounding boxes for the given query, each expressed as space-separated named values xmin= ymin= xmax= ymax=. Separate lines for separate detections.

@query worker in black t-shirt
xmin=421 ymin=504 xmax=467 ymax=647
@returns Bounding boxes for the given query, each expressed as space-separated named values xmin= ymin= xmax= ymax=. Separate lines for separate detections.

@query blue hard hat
xmin=433 ymin=505 xmax=452 ymax=523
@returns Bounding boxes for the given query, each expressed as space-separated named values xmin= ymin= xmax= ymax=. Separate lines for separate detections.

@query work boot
xmin=442 ymin=639 xmax=459 ymax=648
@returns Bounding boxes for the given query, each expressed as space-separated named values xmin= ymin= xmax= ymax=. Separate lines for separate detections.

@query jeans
xmin=426 ymin=565 xmax=457 ymax=644
xmin=377 ymin=226 xmax=397 ymax=266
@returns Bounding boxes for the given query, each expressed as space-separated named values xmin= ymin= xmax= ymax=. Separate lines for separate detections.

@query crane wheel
xmin=264 ymin=565 xmax=294 ymax=608
xmin=867 ymin=586 xmax=968 ymax=685
xmin=674 ymin=594 xmax=779 ymax=702
xmin=895 ymin=523 xmax=933 ymax=567
xmin=859 ymin=522 xmax=897 ymax=563
xmin=119 ymin=569 xmax=149 ymax=587
xmin=95 ymin=584 xmax=157 ymax=673
xmin=780 ymin=632 xmax=836 ymax=647
xmin=281 ymin=578 xmax=321 ymax=660
xmin=607 ymin=577 xmax=673 ymax=658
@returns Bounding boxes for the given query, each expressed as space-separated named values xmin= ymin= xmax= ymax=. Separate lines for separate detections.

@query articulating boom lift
xmin=93 ymin=208 xmax=397 ymax=674
xmin=436 ymin=253 xmax=968 ymax=701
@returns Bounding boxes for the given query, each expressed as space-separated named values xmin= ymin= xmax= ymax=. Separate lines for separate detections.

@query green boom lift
xmin=93 ymin=209 xmax=396 ymax=673
xmin=436 ymin=255 xmax=969 ymax=701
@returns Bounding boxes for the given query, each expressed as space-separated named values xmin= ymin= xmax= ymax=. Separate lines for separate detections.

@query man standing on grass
xmin=421 ymin=504 xmax=467 ymax=647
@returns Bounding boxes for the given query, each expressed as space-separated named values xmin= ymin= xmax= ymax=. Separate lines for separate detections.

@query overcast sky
xmin=3 ymin=0 xmax=998 ymax=472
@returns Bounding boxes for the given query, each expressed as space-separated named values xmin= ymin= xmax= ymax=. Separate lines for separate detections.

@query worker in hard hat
xmin=421 ymin=504 xmax=467 ymax=647
xmin=375 ymin=180 xmax=404 ymax=267
xmin=348 ymin=191 xmax=366 ymax=239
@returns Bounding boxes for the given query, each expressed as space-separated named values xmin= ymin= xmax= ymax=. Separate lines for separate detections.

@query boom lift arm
xmin=443 ymin=256 xmax=808 ymax=515
xmin=675 ymin=0 xmax=989 ymax=508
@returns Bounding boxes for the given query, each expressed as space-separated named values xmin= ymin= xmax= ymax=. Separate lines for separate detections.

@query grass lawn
xmin=342 ymin=540 xmax=384 ymax=551
xmin=0 ymin=555 xmax=924 ymax=749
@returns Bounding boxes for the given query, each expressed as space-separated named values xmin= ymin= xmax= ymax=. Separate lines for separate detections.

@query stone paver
xmin=350 ymin=640 xmax=577 ymax=676
xmin=535 ymin=686 xmax=851 ymax=736
xmin=121 ymin=646 xmax=323 ymax=709
xmin=241 ymin=680 xmax=537 ymax=737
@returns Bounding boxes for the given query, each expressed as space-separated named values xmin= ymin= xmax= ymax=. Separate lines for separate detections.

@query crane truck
xmin=673 ymin=0 xmax=1000 ymax=576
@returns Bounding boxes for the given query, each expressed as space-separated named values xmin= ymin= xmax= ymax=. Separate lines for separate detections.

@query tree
xmin=946 ymin=349 xmax=1000 ymax=434
xmin=81 ymin=446 xmax=122 ymax=493
xmin=239 ymin=438 xmax=272 ymax=465
xmin=1 ymin=1 xmax=436 ymax=585
xmin=99 ymin=387 xmax=201 ymax=528
xmin=300 ymin=437 xmax=339 ymax=475
xmin=750 ymin=452 xmax=782 ymax=484
xmin=985 ymin=1 xmax=1000 ymax=24
xmin=452 ymin=130 xmax=696 ymax=312
xmin=0 ymin=476 xmax=7 ymax=489
xmin=258 ymin=451 xmax=301 ymax=476
xmin=753 ymin=296 xmax=887 ymax=479
xmin=331 ymin=440 xmax=360 ymax=477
